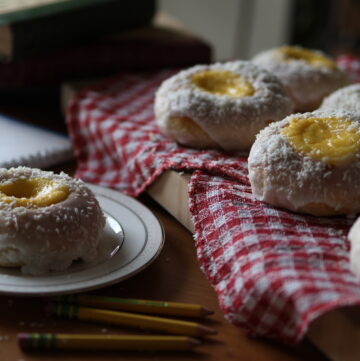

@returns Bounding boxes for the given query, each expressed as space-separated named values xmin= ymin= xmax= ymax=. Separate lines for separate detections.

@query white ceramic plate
xmin=0 ymin=184 xmax=164 ymax=296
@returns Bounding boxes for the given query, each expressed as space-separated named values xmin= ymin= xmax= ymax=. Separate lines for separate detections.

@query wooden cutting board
xmin=62 ymin=81 xmax=360 ymax=361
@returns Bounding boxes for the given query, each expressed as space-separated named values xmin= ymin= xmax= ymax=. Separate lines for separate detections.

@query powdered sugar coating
xmin=252 ymin=47 xmax=350 ymax=112
xmin=154 ymin=61 xmax=294 ymax=152
xmin=348 ymin=217 xmax=360 ymax=279
xmin=248 ymin=110 xmax=360 ymax=216
xmin=320 ymin=83 xmax=360 ymax=115
xmin=0 ymin=167 xmax=106 ymax=275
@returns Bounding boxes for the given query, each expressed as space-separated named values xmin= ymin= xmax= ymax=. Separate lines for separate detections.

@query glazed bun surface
xmin=248 ymin=111 xmax=360 ymax=216
xmin=320 ymin=83 xmax=360 ymax=115
xmin=252 ymin=46 xmax=350 ymax=112
xmin=155 ymin=61 xmax=293 ymax=152
xmin=0 ymin=167 xmax=105 ymax=274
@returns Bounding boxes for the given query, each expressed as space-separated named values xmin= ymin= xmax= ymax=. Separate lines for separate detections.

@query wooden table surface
xmin=0 ymin=101 xmax=329 ymax=361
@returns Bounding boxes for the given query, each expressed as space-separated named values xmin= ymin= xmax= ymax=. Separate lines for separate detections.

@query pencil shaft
xmin=18 ymin=333 xmax=200 ymax=351
xmin=50 ymin=304 xmax=216 ymax=337
xmin=54 ymin=295 xmax=213 ymax=317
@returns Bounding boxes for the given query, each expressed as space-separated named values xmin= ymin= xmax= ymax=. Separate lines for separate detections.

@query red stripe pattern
xmin=189 ymin=171 xmax=359 ymax=342
xmin=337 ymin=54 xmax=360 ymax=82
xmin=66 ymin=56 xmax=360 ymax=343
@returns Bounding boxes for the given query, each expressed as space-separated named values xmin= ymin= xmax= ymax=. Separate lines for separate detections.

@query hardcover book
xmin=0 ymin=0 xmax=156 ymax=61
xmin=0 ymin=25 xmax=212 ymax=88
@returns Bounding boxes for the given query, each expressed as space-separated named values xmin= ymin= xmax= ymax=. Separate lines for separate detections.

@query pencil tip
xmin=17 ymin=333 xmax=30 ymax=350
xmin=198 ymin=324 xmax=217 ymax=336
xmin=189 ymin=337 xmax=202 ymax=347
xmin=201 ymin=307 xmax=214 ymax=316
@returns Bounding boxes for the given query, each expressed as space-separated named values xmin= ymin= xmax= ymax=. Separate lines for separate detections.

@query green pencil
xmin=52 ymin=294 xmax=214 ymax=317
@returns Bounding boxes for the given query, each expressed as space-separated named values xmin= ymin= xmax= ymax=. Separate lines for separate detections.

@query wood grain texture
xmin=147 ymin=171 xmax=193 ymax=232
xmin=307 ymin=308 xmax=360 ymax=361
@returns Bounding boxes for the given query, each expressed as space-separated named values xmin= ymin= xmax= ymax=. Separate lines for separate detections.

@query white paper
xmin=0 ymin=113 xmax=73 ymax=169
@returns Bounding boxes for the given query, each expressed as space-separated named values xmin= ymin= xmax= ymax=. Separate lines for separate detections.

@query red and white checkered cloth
xmin=337 ymin=54 xmax=360 ymax=82
xmin=66 ymin=55 xmax=360 ymax=344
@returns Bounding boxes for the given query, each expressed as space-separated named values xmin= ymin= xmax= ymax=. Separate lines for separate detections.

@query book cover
xmin=0 ymin=113 xmax=73 ymax=168
xmin=0 ymin=25 xmax=212 ymax=88
xmin=0 ymin=0 xmax=156 ymax=61
xmin=0 ymin=0 xmax=117 ymax=24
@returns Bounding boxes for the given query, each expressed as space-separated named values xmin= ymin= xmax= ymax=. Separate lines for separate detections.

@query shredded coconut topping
xmin=154 ymin=61 xmax=294 ymax=151
xmin=320 ymin=83 xmax=360 ymax=115
xmin=248 ymin=110 xmax=360 ymax=216
xmin=252 ymin=46 xmax=350 ymax=112
xmin=0 ymin=166 xmax=106 ymax=274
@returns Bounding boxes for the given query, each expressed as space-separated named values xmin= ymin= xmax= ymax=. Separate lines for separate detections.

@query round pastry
xmin=0 ymin=167 xmax=106 ymax=274
xmin=348 ymin=217 xmax=360 ymax=279
xmin=248 ymin=110 xmax=360 ymax=216
xmin=154 ymin=61 xmax=294 ymax=152
xmin=252 ymin=45 xmax=350 ymax=112
xmin=319 ymin=83 xmax=360 ymax=115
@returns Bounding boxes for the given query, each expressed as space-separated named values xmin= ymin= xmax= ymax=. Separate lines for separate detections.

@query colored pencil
xmin=52 ymin=294 xmax=214 ymax=317
xmin=17 ymin=333 xmax=201 ymax=351
xmin=47 ymin=303 xmax=216 ymax=337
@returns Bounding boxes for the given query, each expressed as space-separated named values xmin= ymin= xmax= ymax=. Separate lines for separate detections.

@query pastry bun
xmin=154 ymin=61 xmax=293 ymax=152
xmin=252 ymin=46 xmax=350 ymax=112
xmin=349 ymin=217 xmax=360 ymax=279
xmin=0 ymin=167 xmax=105 ymax=274
xmin=248 ymin=111 xmax=360 ymax=216
xmin=319 ymin=83 xmax=360 ymax=115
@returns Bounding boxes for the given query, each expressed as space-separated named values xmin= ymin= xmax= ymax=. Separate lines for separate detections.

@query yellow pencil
xmin=48 ymin=303 xmax=217 ymax=337
xmin=52 ymin=294 xmax=214 ymax=317
xmin=18 ymin=333 xmax=201 ymax=351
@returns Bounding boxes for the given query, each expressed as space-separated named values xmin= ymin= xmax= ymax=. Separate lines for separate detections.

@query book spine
xmin=0 ymin=0 xmax=117 ymax=25
xmin=7 ymin=0 xmax=156 ymax=62
xmin=0 ymin=36 xmax=212 ymax=88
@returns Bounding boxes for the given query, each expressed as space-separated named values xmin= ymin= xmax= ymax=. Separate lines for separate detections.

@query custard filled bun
xmin=320 ymin=83 xmax=360 ymax=115
xmin=0 ymin=167 xmax=105 ymax=274
xmin=348 ymin=217 xmax=360 ymax=279
xmin=154 ymin=61 xmax=293 ymax=152
xmin=248 ymin=111 xmax=360 ymax=216
xmin=253 ymin=46 xmax=350 ymax=112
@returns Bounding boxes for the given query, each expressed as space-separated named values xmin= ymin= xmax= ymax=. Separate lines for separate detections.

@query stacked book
xmin=0 ymin=0 xmax=212 ymax=89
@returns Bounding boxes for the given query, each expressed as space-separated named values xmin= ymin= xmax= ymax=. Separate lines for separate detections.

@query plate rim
xmin=0 ymin=184 xmax=165 ymax=296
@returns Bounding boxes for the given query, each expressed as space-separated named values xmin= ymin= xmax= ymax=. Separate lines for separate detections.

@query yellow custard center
xmin=278 ymin=46 xmax=337 ymax=70
xmin=0 ymin=178 xmax=69 ymax=207
xmin=281 ymin=116 xmax=360 ymax=166
xmin=191 ymin=70 xmax=254 ymax=98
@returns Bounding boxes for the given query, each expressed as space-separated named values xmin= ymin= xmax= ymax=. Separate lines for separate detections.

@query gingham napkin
xmin=337 ymin=54 xmax=360 ymax=82
xmin=66 ymin=55 xmax=360 ymax=343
